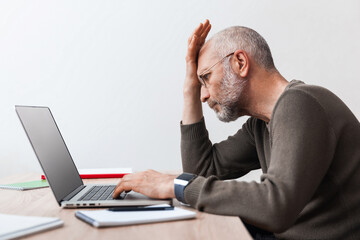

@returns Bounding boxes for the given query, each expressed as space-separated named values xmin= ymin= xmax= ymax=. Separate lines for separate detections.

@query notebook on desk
xmin=0 ymin=180 xmax=49 ymax=191
xmin=0 ymin=213 xmax=63 ymax=239
xmin=15 ymin=105 xmax=172 ymax=208
xmin=75 ymin=205 xmax=196 ymax=227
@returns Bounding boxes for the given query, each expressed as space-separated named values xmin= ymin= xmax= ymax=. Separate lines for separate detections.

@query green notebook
xmin=0 ymin=180 xmax=49 ymax=191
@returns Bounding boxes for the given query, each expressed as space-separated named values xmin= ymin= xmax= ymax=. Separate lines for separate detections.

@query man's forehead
xmin=197 ymin=41 xmax=217 ymax=74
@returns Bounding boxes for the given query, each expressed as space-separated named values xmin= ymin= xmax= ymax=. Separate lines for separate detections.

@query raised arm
xmin=181 ymin=20 xmax=259 ymax=179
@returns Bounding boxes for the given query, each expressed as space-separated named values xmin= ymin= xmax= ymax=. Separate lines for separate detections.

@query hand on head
xmin=182 ymin=20 xmax=212 ymax=124
xmin=185 ymin=20 xmax=211 ymax=83
xmin=186 ymin=19 xmax=211 ymax=64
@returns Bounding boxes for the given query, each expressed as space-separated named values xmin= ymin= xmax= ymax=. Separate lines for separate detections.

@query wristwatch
xmin=174 ymin=173 xmax=197 ymax=203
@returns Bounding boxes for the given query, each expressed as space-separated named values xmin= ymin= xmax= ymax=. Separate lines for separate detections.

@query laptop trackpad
xmin=124 ymin=191 xmax=152 ymax=200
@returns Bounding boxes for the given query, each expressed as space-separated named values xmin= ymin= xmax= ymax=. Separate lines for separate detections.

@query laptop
xmin=15 ymin=105 xmax=172 ymax=208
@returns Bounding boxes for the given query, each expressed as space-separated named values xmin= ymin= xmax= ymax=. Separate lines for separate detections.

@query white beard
xmin=210 ymin=58 xmax=247 ymax=122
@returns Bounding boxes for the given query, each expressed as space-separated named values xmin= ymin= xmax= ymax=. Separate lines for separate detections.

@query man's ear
xmin=233 ymin=50 xmax=249 ymax=78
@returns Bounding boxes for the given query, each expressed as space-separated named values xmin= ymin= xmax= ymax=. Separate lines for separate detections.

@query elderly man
xmin=114 ymin=20 xmax=360 ymax=239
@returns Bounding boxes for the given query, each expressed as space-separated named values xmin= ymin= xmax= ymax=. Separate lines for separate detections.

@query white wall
xmin=0 ymin=0 xmax=359 ymax=181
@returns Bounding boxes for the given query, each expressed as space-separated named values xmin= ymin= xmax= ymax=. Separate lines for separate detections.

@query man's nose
xmin=200 ymin=86 xmax=210 ymax=103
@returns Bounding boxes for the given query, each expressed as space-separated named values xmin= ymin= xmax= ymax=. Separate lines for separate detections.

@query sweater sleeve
xmin=180 ymin=117 xmax=260 ymax=180
xmin=183 ymin=90 xmax=337 ymax=233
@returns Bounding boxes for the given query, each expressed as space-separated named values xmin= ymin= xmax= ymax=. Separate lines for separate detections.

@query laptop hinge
xmin=63 ymin=185 xmax=86 ymax=201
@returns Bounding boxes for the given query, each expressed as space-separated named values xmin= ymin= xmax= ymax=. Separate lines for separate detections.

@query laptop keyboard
xmin=78 ymin=185 xmax=124 ymax=201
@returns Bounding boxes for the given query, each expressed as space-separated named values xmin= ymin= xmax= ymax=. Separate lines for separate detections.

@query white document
xmin=75 ymin=205 xmax=196 ymax=227
xmin=0 ymin=213 xmax=63 ymax=240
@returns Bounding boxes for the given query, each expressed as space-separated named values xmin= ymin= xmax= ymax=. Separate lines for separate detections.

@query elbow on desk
xmin=195 ymin=201 xmax=297 ymax=233
xmin=255 ymin=204 xmax=299 ymax=234
xmin=261 ymin=214 xmax=294 ymax=233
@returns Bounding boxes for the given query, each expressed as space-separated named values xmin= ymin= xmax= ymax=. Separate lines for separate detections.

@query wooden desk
xmin=0 ymin=173 xmax=252 ymax=240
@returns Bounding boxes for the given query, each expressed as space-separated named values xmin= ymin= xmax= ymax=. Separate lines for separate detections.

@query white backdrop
xmin=0 ymin=0 xmax=359 ymax=180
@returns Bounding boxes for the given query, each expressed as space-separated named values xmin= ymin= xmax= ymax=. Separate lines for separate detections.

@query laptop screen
xmin=16 ymin=106 xmax=83 ymax=205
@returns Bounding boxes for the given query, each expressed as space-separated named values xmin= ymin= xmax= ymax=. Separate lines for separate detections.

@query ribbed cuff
xmin=183 ymin=176 xmax=206 ymax=206
xmin=180 ymin=118 xmax=208 ymax=141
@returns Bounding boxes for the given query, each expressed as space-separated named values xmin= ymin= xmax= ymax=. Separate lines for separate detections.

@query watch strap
xmin=174 ymin=173 xmax=197 ymax=203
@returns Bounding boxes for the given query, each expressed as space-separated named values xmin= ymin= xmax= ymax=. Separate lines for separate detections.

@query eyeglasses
xmin=198 ymin=52 xmax=234 ymax=88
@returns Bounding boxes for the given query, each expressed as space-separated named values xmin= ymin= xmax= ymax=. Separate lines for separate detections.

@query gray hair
xmin=209 ymin=26 xmax=276 ymax=71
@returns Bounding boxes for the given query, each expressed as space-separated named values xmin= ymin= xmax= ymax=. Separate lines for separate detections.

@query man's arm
xmin=181 ymin=20 xmax=260 ymax=179
xmin=182 ymin=20 xmax=211 ymax=124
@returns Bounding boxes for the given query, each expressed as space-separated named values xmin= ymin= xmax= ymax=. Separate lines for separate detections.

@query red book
xmin=41 ymin=168 xmax=132 ymax=180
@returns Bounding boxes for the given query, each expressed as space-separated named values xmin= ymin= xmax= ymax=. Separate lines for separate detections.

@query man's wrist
xmin=166 ymin=175 xmax=177 ymax=199
xmin=183 ymin=85 xmax=200 ymax=98
xmin=182 ymin=91 xmax=203 ymax=125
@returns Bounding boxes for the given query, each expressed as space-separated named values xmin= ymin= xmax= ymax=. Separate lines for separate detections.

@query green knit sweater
xmin=180 ymin=80 xmax=360 ymax=239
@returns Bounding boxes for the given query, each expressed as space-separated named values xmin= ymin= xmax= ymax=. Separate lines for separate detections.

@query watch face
xmin=174 ymin=178 xmax=188 ymax=186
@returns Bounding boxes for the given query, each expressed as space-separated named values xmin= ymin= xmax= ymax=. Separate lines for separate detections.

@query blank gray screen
xmin=16 ymin=106 xmax=83 ymax=204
